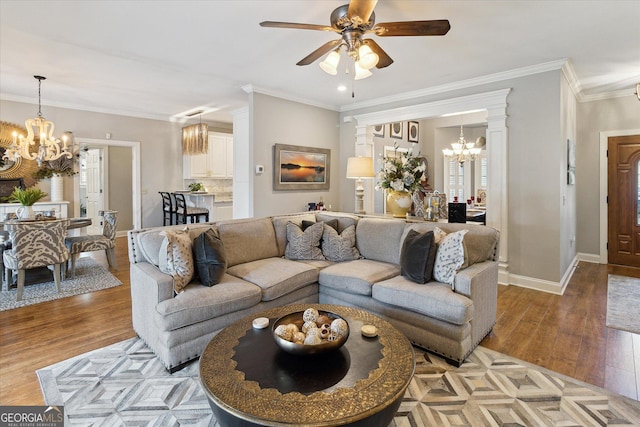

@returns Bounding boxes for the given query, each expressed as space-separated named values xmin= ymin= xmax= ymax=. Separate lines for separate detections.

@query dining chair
xmin=65 ymin=210 xmax=118 ymax=277
xmin=159 ymin=191 xmax=176 ymax=225
xmin=3 ymin=219 xmax=70 ymax=301
xmin=173 ymin=193 xmax=209 ymax=224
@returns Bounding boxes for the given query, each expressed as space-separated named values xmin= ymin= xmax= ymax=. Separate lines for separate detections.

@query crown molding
xmin=242 ymin=84 xmax=340 ymax=112
xmin=579 ymin=89 xmax=638 ymax=103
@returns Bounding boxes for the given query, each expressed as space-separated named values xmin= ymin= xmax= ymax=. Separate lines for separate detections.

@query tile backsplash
xmin=184 ymin=178 xmax=232 ymax=193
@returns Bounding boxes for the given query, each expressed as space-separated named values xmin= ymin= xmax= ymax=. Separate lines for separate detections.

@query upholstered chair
xmin=3 ymin=219 xmax=70 ymax=301
xmin=65 ymin=210 xmax=118 ymax=277
xmin=173 ymin=193 xmax=209 ymax=224
xmin=159 ymin=191 xmax=176 ymax=225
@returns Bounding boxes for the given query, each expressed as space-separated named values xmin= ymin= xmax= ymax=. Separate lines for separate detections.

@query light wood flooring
xmin=1 ymin=238 xmax=639 ymax=405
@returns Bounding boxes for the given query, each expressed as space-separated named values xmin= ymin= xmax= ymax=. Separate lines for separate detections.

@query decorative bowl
xmin=272 ymin=310 xmax=349 ymax=355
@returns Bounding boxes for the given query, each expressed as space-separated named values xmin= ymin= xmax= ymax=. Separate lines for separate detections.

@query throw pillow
xmin=400 ymin=229 xmax=437 ymax=284
xmin=284 ymin=221 xmax=325 ymax=260
xmin=159 ymin=227 xmax=194 ymax=294
xmin=192 ymin=228 xmax=227 ymax=287
xmin=433 ymin=229 xmax=468 ymax=287
xmin=321 ymin=224 xmax=361 ymax=262
xmin=302 ymin=218 xmax=338 ymax=232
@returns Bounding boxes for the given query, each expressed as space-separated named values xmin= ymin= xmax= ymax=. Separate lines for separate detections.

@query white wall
xmin=250 ymin=93 xmax=341 ymax=217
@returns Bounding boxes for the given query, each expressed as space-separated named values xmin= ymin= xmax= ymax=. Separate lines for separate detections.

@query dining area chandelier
xmin=5 ymin=75 xmax=73 ymax=166
xmin=442 ymin=125 xmax=482 ymax=165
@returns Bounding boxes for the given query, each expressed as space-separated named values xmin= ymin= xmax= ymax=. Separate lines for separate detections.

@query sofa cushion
xmin=315 ymin=212 xmax=359 ymax=233
xmin=193 ymin=228 xmax=227 ymax=286
xmin=433 ymin=228 xmax=468 ymax=286
xmin=155 ymin=273 xmax=262 ymax=331
xmin=355 ymin=218 xmax=406 ymax=265
xmin=272 ymin=213 xmax=317 ymax=256
xmin=319 ymin=259 xmax=400 ymax=296
xmin=158 ymin=228 xmax=194 ymax=293
xmin=137 ymin=230 xmax=166 ymax=267
xmin=400 ymin=229 xmax=437 ymax=284
xmin=217 ymin=217 xmax=279 ymax=267
xmin=302 ymin=218 xmax=338 ymax=232
xmin=227 ymin=257 xmax=319 ymax=301
xmin=284 ymin=221 xmax=325 ymax=261
xmin=373 ymin=276 xmax=474 ymax=325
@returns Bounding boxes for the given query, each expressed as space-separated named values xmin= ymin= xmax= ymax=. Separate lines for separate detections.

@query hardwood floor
xmin=1 ymin=239 xmax=638 ymax=405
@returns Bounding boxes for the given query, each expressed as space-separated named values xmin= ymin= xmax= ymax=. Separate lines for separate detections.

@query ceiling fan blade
xmin=362 ymin=39 xmax=393 ymax=68
xmin=374 ymin=20 xmax=450 ymax=36
xmin=347 ymin=0 xmax=378 ymax=25
xmin=260 ymin=21 xmax=337 ymax=32
xmin=296 ymin=39 xmax=343 ymax=66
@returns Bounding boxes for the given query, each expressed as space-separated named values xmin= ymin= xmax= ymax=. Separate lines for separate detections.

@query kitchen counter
xmin=178 ymin=192 xmax=233 ymax=221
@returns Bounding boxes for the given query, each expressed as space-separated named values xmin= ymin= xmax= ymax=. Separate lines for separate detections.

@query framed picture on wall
xmin=408 ymin=121 xmax=419 ymax=143
xmin=372 ymin=124 xmax=385 ymax=137
xmin=390 ymin=122 xmax=403 ymax=139
xmin=273 ymin=143 xmax=331 ymax=190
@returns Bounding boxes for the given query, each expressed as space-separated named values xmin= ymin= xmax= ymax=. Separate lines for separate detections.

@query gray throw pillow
xmin=284 ymin=221 xmax=325 ymax=261
xmin=322 ymin=224 xmax=360 ymax=262
xmin=400 ymin=229 xmax=437 ymax=284
xmin=192 ymin=228 xmax=227 ymax=286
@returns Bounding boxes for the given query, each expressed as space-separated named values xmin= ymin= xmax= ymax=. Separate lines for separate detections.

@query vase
xmin=50 ymin=174 xmax=64 ymax=202
xmin=386 ymin=190 xmax=412 ymax=218
xmin=16 ymin=205 xmax=34 ymax=220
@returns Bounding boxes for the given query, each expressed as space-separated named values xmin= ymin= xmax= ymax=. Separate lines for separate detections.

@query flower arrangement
xmin=32 ymin=153 xmax=79 ymax=180
xmin=375 ymin=144 xmax=426 ymax=193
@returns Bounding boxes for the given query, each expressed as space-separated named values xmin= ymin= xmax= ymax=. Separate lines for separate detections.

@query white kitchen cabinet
xmin=183 ymin=132 xmax=233 ymax=179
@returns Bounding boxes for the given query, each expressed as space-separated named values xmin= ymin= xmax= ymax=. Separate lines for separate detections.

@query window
xmin=443 ymin=159 xmax=469 ymax=201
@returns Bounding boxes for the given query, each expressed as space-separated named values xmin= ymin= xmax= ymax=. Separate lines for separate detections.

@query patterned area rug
xmin=607 ymin=274 xmax=640 ymax=334
xmin=37 ymin=338 xmax=640 ymax=426
xmin=0 ymin=257 xmax=121 ymax=311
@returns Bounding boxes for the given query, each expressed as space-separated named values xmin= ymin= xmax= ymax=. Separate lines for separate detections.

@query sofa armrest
xmin=453 ymin=260 xmax=498 ymax=348
xmin=130 ymin=262 xmax=175 ymax=339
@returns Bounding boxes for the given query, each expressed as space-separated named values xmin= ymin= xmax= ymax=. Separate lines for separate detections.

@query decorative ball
xmin=304 ymin=334 xmax=323 ymax=345
xmin=302 ymin=321 xmax=318 ymax=334
xmin=274 ymin=324 xmax=293 ymax=341
xmin=293 ymin=331 xmax=306 ymax=344
xmin=330 ymin=318 xmax=348 ymax=337
xmin=306 ymin=327 xmax=321 ymax=337
xmin=319 ymin=324 xmax=331 ymax=339
xmin=316 ymin=314 xmax=331 ymax=327
xmin=286 ymin=323 xmax=299 ymax=334
xmin=327 ymin=331 xmax=340 ymax=341
xmin=303 ymin=308 xmax=319 ymax=323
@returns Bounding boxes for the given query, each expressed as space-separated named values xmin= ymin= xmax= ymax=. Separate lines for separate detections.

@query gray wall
xmin=250 ymin=93 xmax=341 ymax=217
xmin=107 ymin=146 xmax=133 ymax=230
xmin=576 ymin=95 xmax=640 ymax=256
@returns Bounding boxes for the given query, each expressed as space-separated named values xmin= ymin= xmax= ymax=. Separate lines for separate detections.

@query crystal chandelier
xmin=5 ymin=75 xmax=72 ymax=166
xmin=442 ymin=125 xmax=482 ymax=165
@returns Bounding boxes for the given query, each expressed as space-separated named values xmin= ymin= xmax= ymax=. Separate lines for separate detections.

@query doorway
xmin=79 ymin=147 xmax=106 ymax=235
xmin=607 ymin=134 xmax=640 ymax=267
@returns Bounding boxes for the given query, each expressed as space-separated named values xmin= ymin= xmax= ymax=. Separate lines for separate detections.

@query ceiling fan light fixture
xmin=319 ymin=50 xmax=340 ymax=75
xmin=358 ymin=44 xmax=379 ymax=70
xmin=354 ymin=61 xmax=372 ymax=80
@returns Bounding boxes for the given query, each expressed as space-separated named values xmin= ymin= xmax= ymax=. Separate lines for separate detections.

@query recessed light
xmin=337 ymin=85 xmax=347 ymax=92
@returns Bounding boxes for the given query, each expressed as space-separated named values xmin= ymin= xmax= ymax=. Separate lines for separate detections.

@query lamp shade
xmin=346 ymin=157 xmax=375 ymax=179
xmin=182 ymin=123 xmax=208 ymax=154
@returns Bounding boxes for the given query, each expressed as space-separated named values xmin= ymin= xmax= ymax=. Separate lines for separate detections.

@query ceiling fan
xmin=260 ymin=0 xmax=450 ymax=78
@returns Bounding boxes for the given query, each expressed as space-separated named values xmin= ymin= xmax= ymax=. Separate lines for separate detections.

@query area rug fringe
xmin=37 ymin=338 xmax=640 ymax=427
xmin=0 ymin=257 xmax=122 ymax=311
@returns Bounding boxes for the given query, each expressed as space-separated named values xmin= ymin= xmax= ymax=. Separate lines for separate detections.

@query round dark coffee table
xmin=199 ymin=304 xmax=415 ymax=427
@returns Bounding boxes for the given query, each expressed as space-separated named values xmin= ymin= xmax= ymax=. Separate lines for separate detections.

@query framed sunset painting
xmin=273 ymin=144 xmax=331 ymax=190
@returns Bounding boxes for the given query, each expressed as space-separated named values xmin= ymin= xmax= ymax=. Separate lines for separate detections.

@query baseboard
xmin=577 ymin=252 xmax=601 ymax=263
xmin=499 ymin=255 xmax=579 ymax=295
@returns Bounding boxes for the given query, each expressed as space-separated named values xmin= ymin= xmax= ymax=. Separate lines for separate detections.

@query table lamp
xmin=346 ymin=157 xmax=375 ymax=214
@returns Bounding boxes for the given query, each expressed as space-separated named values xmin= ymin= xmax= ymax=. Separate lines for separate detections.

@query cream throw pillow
xmin=159 ymin=227 xmax=194 ymax=294
xmin=433 ymin=227 xmax=468 ymax=287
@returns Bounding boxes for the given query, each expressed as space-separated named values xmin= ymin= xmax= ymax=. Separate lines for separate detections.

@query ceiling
xmin=1 ymin=1 xmax=638 ymax=124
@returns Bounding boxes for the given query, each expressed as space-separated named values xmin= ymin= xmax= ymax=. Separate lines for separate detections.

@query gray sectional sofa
xmin=127 ymin=212 xmax=500 ymax=372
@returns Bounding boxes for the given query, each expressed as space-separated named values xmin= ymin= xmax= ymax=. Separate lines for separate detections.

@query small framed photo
xmin=372 ymin=124 xmax=385 ymax=137
xmin=408 ymin=121 xmax=419 ymax=143
xmin=390 ymin=122 xmax=403 ymax=139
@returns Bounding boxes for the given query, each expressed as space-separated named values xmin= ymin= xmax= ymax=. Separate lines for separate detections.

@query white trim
xmin=599 ymin=129 xmax=640 ymax=264
xmin=578 ymin=252 xmax=601 ymax=263
xmin=73 ymin=138 xmax=142 ymax=230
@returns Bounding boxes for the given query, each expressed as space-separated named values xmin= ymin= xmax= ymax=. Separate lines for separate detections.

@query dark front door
xmin=608 ymin=134 xmax=640 ymax=267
